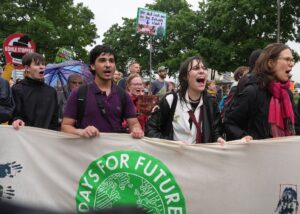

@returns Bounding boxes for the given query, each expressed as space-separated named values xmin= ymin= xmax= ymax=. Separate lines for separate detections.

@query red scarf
xmin=268 ymin=81 xmax=295 ymax=137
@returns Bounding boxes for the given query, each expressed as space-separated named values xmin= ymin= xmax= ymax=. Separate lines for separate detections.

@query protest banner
xmin=0 ymin=125 xmax=299 ymax=213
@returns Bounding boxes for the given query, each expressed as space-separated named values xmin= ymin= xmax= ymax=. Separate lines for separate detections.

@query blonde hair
xmin=207 ymin=80 xmax=216 ymax=87
xmin=125 ymin=73 xmax=142 ymax=92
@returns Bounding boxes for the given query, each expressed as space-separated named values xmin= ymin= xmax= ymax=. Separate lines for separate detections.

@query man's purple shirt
xmin=64 ymin=82 xmax=136 ymax=132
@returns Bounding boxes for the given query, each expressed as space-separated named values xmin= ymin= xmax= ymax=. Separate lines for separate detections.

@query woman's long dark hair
xmin=255 ymin=43 xmax=291 ymax=89
xmin=178 ymin=56 xmax=207 ymax=103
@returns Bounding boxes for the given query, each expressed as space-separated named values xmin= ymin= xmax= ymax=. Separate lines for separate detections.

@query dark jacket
xmin=145 ymin=91 xmax=221 ymax=143
xmin=224 ymin=76 xmax=300 ymax=140
xmin=11 ymin=77 xmax=59 ymax=130
xmin=0 ymin=77 xmax=15 ymax=123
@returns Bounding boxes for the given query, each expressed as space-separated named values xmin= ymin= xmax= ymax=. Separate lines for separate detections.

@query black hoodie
xmin=11 ymin=77 xmax=59 ymax=130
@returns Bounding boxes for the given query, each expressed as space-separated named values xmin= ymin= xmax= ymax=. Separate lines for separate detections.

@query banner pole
xmin=149 ymin=35 xmax=153 ymax=84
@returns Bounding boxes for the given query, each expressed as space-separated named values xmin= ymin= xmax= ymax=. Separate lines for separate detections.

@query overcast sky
xmin=74 ymin=0 xmax=300 ymax=82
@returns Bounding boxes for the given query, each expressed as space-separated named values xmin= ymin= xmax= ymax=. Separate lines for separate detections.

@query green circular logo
xmin=76 ymin=151 xmax=186 ymax=213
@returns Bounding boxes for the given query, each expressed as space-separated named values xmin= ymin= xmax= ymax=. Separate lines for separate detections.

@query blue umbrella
xmin=44 ymin=60 xmax=94 ymax=94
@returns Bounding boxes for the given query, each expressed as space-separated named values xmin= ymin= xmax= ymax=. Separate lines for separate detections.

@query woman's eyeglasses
xmin=131 ymin=83 xmax=143 ymax=86
xmin=278 ymin=57 xmax=295 ymax=64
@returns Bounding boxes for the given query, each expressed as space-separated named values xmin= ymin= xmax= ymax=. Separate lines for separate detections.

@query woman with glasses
xmin=225 ymin=43 xmax=300 ymax=141
xmin=124 ymin=74 xmax=147 ymax=130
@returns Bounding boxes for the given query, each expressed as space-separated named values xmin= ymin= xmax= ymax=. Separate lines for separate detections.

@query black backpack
xmin=76 ymin=84 xmax=127 ymax=131
xmin=223 ymin=73 xmax=256 ymax=123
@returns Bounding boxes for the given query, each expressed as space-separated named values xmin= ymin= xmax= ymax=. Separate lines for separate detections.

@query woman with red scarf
xmin=225 ymin=43 xmax=300 ymax=141
xmin=124 ymin=74 xmax=148 ymax=130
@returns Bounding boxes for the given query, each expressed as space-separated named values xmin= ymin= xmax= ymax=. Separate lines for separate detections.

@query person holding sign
xmin=224 ymin=43 xmax=300 ymax=140
xmin=146 ymin=56 xmax=225 ymax=144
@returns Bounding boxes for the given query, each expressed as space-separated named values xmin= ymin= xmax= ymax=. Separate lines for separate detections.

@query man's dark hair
xmin=22 ymin=53 xmax=45 ymax=66
xmin=89 ymin=45 xmax=117 ymax=75
xmin=248 ymin=49 xmax=262 ymax=73
xmin=89 ymin=45 xmax=117 ymax=65
xmin=235 ymin=49 xmax=262 ymax=94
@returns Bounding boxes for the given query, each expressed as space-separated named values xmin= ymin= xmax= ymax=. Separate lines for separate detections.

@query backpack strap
xmin=76 ymin=83 xmax=128 ymax=131
xmin=76 ymin=84 xmax=88 ymax=128
xmin=94 ymin=85 xmax=128 ymax=133
xmin=170 ymin=92 xmax=177 ymax=117
xmin=94 ymin=92 xmax=114 ymax=130
xmin=165 ymin=92 xmax=178 ymax=132
xmin=115 ymin=85 xmax=127 ymax=118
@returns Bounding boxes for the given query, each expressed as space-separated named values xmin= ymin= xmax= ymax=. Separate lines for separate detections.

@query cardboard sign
xmin=136 ymin=95 xmax=159 ymax=115
xmin=55 ymin=48 xmax=74 ymax=63
xmin=3 ymin=33 xmax=36 ymax=68
xmin=136 ymin=8 xmax=167 ymax=37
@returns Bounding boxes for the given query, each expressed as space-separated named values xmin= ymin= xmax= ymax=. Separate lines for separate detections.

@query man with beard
xmin=11 ymin=53 xmax=59 ymax=130
xmin=61 ymin=45 xmax=144 ymax=139
xmin=151 ymin=66 xmax=168 ymax=97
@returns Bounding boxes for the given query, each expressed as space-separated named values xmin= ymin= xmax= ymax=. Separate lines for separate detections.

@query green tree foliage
xmin=103 ymin=0 xmax=194 ymax=77
xmin=196 ymin=0 xmax=300 ymax=73
xmin=295 ymin=82 xmax=300 ymax=88
xmin=0 ymin=0 xmax=97 ymax=64
xmin=103 ymin=18 xmax=150 ymax=74
xmin=104 ymin=0 xmax=300 ymax=76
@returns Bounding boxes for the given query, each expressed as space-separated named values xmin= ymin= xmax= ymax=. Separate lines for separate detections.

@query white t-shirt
xmin=165 ymin=92 xmax=203 ymax=144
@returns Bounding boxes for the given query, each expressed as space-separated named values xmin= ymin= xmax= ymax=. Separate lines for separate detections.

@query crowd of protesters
xmin=0 ymin=42 xmax=300 ymax=144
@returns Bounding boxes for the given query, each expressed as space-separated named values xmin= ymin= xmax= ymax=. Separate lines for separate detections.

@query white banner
xmin=0 ymin=125 xmax=300 ymax=214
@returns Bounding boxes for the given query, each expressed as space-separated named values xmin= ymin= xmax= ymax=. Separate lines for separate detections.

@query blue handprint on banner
xmin=0 ymin=161 xmax=23 ymax=178
xmin=0 ymin=185 xmax=15 ymax=200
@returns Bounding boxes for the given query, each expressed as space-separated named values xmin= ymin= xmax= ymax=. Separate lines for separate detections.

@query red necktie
xmin=188 ymin=106 xmax=203 ymax=144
